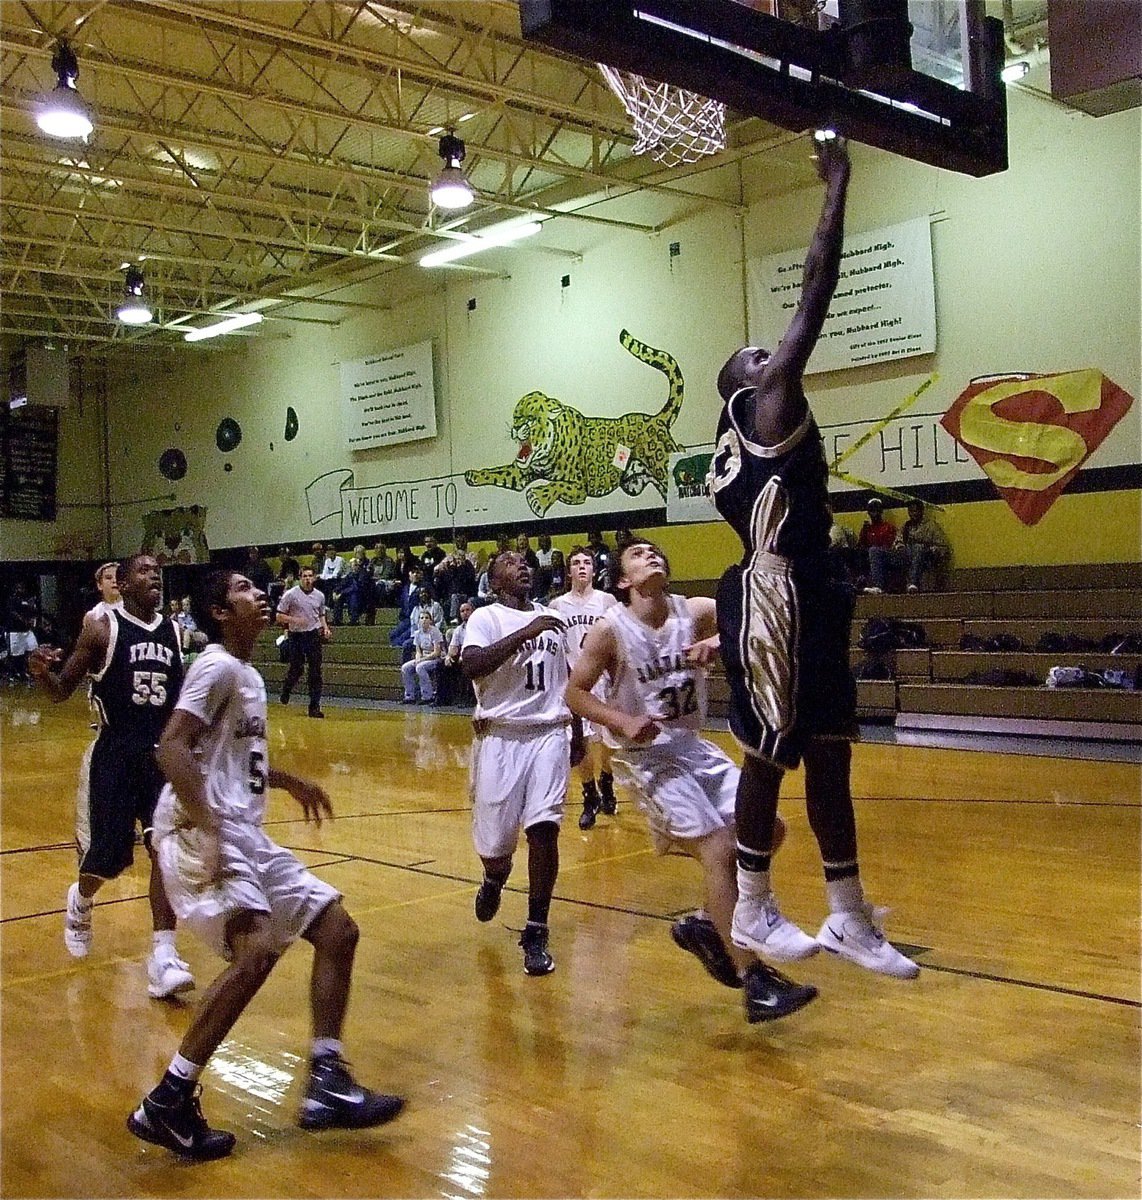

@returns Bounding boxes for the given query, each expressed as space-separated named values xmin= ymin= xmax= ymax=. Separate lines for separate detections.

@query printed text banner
xmin=748 ymin=217 xmax=936 ymax=376
xmin=339 ymin=340 xmax=437 ymax=451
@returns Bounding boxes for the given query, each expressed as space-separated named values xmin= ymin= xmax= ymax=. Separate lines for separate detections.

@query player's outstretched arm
xmin=756 ymin=137 xmax=850 ymax=439
xmin=27 ymin=615 xmax=110 ymax=702
xmin=683 ymin=597 xmax=721 ymax=665
xmin=156 ymin=709 xmax=216 ymax=831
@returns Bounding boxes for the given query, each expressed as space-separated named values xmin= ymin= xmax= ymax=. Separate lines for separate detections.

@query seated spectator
xmin=332 ymin=546 xmax=376 ymax=625
xmin=586 ymin=529 xmax=614 ymax=590
xmin=857 ymin=499 xmax=896 ymax=591
xmin=401 ymin=586 xmax=445 ymax=662
xmin=614 ymin=527 xmax=637 ymax=552
xmin=420 ymin=534 xmax=447 ymax=576
xmin=826 ymin=503 xmax=858 ymax=583
xmin=396 ymin=545 xmax=418 ymax=584
xmin=440 ymin=600 xmax=476 ymax=707
xmin=475 ymin=565 xmax=494 ymax=606
xmin=308 ymin=542 xmax=325 ymax=572
xmin=435 ymin=537 xmax=478 ymax=621
xmin=533 ymin=533 xmax=564 ymax=601
xmin=388 ymin=567 xmax=425 ymax=654
xmin=371 ymin=539 xmax=401 ymax=606
xmin=320 ymin=544 xmax=346 ymax=584
xmin=401 ymin=612 xmax=444 ymax=705
xmin=270 ymin=545 xmax=300 ymax=610
xmin=244 ymin=545 xmax=273 ymax=594
xmin=868 ymin=500 xmax=951 ymax=594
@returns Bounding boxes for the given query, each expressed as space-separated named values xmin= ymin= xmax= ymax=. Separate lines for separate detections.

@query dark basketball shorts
xmin=716 ymin=557 xmax=858 ymax=770
xmin=76 ymin=735 xmax=164 ymax=879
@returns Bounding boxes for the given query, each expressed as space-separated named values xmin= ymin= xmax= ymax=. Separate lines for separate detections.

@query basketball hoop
xmin=599 ymin=64 xmax=727 ymax=168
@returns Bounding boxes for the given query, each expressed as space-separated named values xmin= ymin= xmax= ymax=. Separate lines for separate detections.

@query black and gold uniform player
xmin=29 ymin=554 xmax=195 ymax=998
xmin=710 ymin=136 xmax=917 ymax=979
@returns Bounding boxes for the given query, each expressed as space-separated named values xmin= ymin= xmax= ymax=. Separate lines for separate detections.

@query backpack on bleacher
xmin=858 ymin=618 xmax=898 ymax=653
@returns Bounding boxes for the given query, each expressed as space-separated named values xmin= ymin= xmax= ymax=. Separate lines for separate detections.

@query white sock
xmin=312 ymin=1037 xmax=343 ymax=1060
xmin=167 ymin=1052 xmax=203 ymax=1082
xmin=736 ymin=866 xmax=771 ymax=901
xmin=825 ymin=872 xmax=864 ymax=914
xmin=74 ymin=888 xmax=93 ymax=910
xmin=152 ymin=930 xmax=177 ymax=954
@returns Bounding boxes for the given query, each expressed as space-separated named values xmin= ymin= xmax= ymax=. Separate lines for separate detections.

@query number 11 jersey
xmin=463 ymin=602 xmax=570 ymax=727
xmin=603 ymin=594 xmax=707 ymax=749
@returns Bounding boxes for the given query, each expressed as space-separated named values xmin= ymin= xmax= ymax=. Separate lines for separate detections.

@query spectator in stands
xmin=6 ymin=582 xmax=39 ymax=682
xmin=388 ymin=567 xmax=425 ymax=654
xmin=420 ymin=535 xmax=447 ymax=576
xmin=270 ymin=546 xmax=300 ymax=611
xmin=371 ymin=540 xmax=401 ymax=606
xmin=533 ymin=533 xmax=564 ymax=601
xmin=332 ymin=546 xmax=376 ymax=626
xmin=441 ymin=600 xmax=475 ymax=707
xmin=435 ymin=538 xmax=478 ymax=621
xmin=868 ymin=500 xmax=951 ymax=594
xmin=400 ymin=611 xmax=444 ymax=705
xmin=320 ymin=545 xmax=346 ymax=585
xmin=857 ymin=499 xmax=896 ymax=592
xmin=475 ymin=564 xmax=494 ymax=606
xmin=614 ymin=527 xmax=637 ymax=552
xmin=396 ymin=545 xmax=418 ymax=584
xmin=826 ymin=503 xmax=858 ymax=584
xmin=244 ymin=546 xmax=273 ymax=595
xmin=410 ymin=586 xmax=445 ymax=635
xmin=308 ymin=542 xmax=325 ymax=571
xmin=586 ymin=529 xmax=614 ymax=590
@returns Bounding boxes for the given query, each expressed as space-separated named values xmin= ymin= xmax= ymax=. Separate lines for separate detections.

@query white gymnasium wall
xmin=82 ymin=83 xmax=1140 ymax=564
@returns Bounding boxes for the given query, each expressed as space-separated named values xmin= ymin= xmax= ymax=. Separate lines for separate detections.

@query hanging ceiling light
xmin=36 ymin=40 xmax=94 ymax=140
xmin=430 ymin=132 xmax=474 ymax=210
xmin=117 ymin=264 xmax=153 ymax=325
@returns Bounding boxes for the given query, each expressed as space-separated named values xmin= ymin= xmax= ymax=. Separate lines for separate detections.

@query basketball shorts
xmin=76 ymin=735 xmax=164 ymax=879
xmin=614 ymin=734 xmax=738 ymax=854
xmin=470 ymin=723 xmax=569 ymax=858
xmin=156 ymin=820 xmax=339 ymax=961
xmin=717 ymin=558 xmax=858 ymax=770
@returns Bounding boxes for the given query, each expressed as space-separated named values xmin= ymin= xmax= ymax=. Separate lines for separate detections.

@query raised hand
xmin=813 ymin=134 xmax=850 ymax=186
xmin=27 ymin=645 xmax=62 ymax=679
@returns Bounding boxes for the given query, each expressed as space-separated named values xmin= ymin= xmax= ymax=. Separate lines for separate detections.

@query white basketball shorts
xmin=614 ymin=734 xmax=739 ymax=854
xmin=470 ymin=723 xmax=569 ymax=858
xmin=157 ymin=819 xmax=340 ymax=960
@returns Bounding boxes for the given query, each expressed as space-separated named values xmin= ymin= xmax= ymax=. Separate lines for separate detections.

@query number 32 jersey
xmin=603 ymin=595 xmax=707 ymax=749
xmin=464 ymin=602 xmax=570 ymax=727
xmin=90 ymin=609 xmax=184 ymax=748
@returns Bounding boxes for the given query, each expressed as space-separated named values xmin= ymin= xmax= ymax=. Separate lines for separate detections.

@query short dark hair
xmin=567 ymin=545 xmax=594 ymax=566
xmin=192 ymin=569 xmax=237 ymax=643
xmin=717 ymin=350 xmax=745 ymax=402
xmin=119 ymin=552 xmax=152 ymax=581
xmin=614 ymin=540 xmax=671 ymax=605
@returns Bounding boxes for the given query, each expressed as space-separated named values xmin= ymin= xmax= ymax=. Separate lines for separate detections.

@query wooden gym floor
xmin=2 ymin=689 xmax=1139 ymax=1199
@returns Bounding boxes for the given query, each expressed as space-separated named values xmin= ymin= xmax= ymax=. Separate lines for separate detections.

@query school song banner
xmin=747 ymin=216 xmax=936 ymax=375
xmin=339 ymin=340 xmax=437 ymax=451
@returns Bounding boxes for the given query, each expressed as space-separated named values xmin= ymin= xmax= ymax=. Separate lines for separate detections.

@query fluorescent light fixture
xmin=183 ymin=312 xmax=263 ymax=341
xmin=1001 ymin=61 xmax=1030 ymax=84
xmin=36 ymin=41 xmax=93 ymax=140
xmin=814 ymin=127 xmax=838 ymax=142
xmin=419 ymin=220 xmax=541 ymax=268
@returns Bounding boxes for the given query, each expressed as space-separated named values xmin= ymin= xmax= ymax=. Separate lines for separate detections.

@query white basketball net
xmin=599 ymin=64 xmax=727 ymax=168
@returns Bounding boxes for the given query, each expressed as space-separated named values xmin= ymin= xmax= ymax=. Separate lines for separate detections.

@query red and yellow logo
xmin=940 ymin=370 xmax=1134 ymax=526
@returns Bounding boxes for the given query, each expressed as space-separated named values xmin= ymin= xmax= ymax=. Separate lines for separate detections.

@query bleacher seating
xmin=258 ymin=563 xmax=1142 ymax=741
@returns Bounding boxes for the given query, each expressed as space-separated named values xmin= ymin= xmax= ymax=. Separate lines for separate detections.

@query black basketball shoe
xmin=670 ymin=913 xmax=742 ymax=989
xmin=298 ymin=1054 xmax=404 ymax=1130
xmin=598 ymin=771 xmax=617 ymax=816
xmin=578 ymin=780 xmax=600 ymax=830
xmin=474 ymin=877 xmax=504 ymax=922
xmin=742 ymin=962 xmax=818 ymax=1024
xmin=519 ymin=922 xmax=555 ymax=976
xmin=127 ymin=1085 xmax=236 ymax=1161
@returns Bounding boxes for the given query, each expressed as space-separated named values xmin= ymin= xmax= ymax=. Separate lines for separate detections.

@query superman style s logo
xmin=941 ymin=370 xmax=1134 ymax=526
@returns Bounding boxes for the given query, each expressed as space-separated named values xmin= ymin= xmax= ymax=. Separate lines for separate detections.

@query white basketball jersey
xmin=464 ymin=602 xmax=570 ymax=727
xmin=604 ymin=594 xmax=707 ymax=748
xmin=153 ymin=644 xmax=270 ymax=836
xmin=550 ymin=588 xmax=618 ymax=666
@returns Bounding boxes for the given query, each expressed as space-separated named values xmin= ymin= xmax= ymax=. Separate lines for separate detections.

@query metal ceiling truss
xmin=0 ymin=0 xmax=760 ymax=354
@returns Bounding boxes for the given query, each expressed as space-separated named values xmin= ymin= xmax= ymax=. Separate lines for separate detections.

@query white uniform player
xmin=464 ymin=601 xmax=571 ymax=859
xmin=550 ymin=547 xmax=619 ymax=827
xmin=566 ymin=540 xmax=818 ymax=1025
xmin=461 ymin=549 xmax=571 ymax=976
xmin=602 ymin=594 xmax=737 ymax=851
xmin=152 ymin=644 xmax=338 ymax=959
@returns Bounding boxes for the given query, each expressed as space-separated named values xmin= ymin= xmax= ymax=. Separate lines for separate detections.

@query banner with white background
xmin=339 ymin=340 xmax=436 ymax=451
xmin=748 ymin=217 xmax=936 ymax=375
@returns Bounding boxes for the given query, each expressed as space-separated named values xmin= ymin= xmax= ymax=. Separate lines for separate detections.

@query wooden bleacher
xmin=256 ymin=563 xmax=1141 ymax=741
